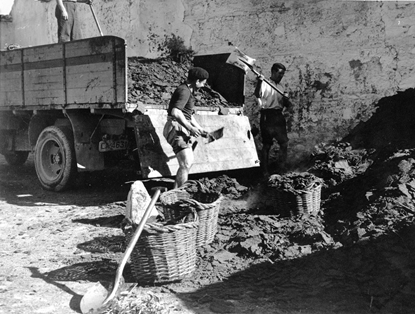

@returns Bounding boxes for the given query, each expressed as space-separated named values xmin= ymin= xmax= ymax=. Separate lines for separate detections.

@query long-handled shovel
xmin=239 ymin=59 xmax=289 ymax=100
xmin=80 ymin=186 xmax=167 ymax=314
xmin=89 ymin=3 xmax=103 ymax=36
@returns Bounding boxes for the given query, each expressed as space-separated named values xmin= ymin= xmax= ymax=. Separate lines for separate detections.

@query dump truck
xmin=0 ymin=36 xmax=259 ymax=191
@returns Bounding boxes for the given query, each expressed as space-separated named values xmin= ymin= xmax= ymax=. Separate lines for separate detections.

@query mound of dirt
xmin=344 ymin=88 xmax=415 ymax=150
xmin=127 ymin=57 xmax=237 ymax=108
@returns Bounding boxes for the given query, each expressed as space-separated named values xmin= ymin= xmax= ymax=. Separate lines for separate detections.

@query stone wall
xmin=1 ymin=0 xmax=414 ymax=165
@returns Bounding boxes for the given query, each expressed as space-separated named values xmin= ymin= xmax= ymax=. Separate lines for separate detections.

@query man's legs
xmin=56 ymin=2 xmax=76 ymax=42
xmin=174 ymin=147 xmax=194 ymax=189
xmin=261 ymin=142 xmax=272 ymax=177
xmin=71 ymin=4 xmax=83 ymax=41
xmin=275 ymin=118 xmax=289 ymax=172
xmin=260 ymin=110 xmax=276 ymax=176
xmin=277 ymin=139 xmax=288 ymax=171
xmin=260 ymin=109 xmax=289 ymax=175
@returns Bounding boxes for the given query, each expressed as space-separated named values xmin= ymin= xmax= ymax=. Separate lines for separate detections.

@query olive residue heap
xmin=127 ymin=57 xmax=238 ymax=108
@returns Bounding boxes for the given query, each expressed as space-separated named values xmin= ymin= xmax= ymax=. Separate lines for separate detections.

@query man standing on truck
xmin=255 ymin=62 xmax=291 ymax=176
xmin=163 ymin=67 xmax=209 ymax=189
xmin=55 ymin=0 xmax=93 ymax=43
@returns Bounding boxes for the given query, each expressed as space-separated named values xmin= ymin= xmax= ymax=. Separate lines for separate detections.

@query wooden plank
xmin=23 ymin=66 xmax=64 ymax=105
xmin=64 ymin=40 xmax=118 ymax=104
xmin=65 ymin=37 xmax=116 ymax=58
xmin=67 ymin=86 xmax=115 ymax=104
xmin=66 ymin=63 xmax=112 ymax=75
xmin=0 ymin=91 xmax=23 ymax=107
xmin=0 ymin=50 xmax=23 ymax=108
xmin=0 ymin=72 xmax=21 ymax=91
xmin=64 ymin=37 xmax=126 ymax=104
xmin=66 ymin=67 xmax=113 ymax=88
xmin=24 ymin=69 xmax=63 ymax=86
xmin=23 ymin=44 xmax=63 ymax=63
xmin=0 ymin=49 xmax=21 ymax=66
xmin=134 ymin=111 xmax=259 ymax=178
xmin=24 ymin=90 xmax=64 ymax=104
xmin=115 ymin=42 xmax=126 ymax=104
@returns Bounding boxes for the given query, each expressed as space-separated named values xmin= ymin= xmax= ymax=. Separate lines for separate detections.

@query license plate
xmin=99 ymin=140 xmax=128 ymax=152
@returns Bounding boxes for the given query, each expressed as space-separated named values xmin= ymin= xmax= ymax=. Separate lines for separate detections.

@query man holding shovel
xmin=163 ymin=67 xmax=209 ymax=188
xmin=55 ymin=0 xmax=93 ymax=42
xmin=255 ymin=63 xmax=291 ymax=176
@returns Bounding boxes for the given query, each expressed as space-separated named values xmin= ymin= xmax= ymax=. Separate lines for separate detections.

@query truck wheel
xmin=4 ymin=151 xmax=29 ymax=166
xmin=34 ymin=126 xmax=77 ymax=191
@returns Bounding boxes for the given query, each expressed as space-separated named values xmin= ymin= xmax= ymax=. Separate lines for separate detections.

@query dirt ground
xmin=1 ymin=143 xmax=415 ymax=314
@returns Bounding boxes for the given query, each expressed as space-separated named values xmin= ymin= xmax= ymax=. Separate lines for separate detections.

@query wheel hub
xmin=52 ymin=152 xmax=62 ymax=165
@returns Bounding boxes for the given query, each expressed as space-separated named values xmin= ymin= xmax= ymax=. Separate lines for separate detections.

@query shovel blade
xmin=80 ymin=282 xmax=108 ymax=314
xmin=207 ymin=127 xmax=224 ymax=143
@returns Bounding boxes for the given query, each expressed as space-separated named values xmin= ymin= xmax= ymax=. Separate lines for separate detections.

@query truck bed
xmin=0 ymin=36 xmax=126 ymax=110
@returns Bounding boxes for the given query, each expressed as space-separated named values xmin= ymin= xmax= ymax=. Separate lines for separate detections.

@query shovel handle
xmin=89 ymin=4 xmax=103 ymax=36
xmin=239 ymin=59 xmax=288 ymax=99
xmin=103 ymin=186 xmax=166 ymax=305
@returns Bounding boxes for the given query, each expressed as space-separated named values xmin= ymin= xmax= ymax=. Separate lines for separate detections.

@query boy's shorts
xmin=163 ymin=119 xmax=193 ymax=154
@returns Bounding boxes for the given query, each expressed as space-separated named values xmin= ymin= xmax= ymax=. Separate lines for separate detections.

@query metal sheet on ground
xmin=134 ymin=110 xmax=259 ymax=178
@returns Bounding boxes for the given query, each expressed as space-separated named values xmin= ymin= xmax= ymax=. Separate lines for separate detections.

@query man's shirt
xmin=255 ymin=79 xmax=285 ymax=110
xmin=167 ymin=84 xmax=195 ymax=120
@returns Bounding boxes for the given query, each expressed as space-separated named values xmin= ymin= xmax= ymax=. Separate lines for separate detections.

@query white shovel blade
xmin=80 ymin=282 xmax=108 ymax=314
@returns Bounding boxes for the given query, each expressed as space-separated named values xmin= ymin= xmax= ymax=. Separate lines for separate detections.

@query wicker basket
xmin=160 ymin=187 xmax=222 ymax=247
xmin=125 ymin=216 xmax=198 ymax=284
xmin=273 ymin=181 xmax=322 ymax=216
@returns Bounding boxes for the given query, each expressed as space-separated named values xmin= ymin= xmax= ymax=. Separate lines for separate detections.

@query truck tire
xmin=4 ymin=151 xmax=29 ymax=166
xmin=34 ymin=126 xmax=77 ymax=191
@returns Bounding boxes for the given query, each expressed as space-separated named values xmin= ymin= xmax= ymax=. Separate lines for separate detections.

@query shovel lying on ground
xmin=80 ymin=186 xmax=167 ymax=314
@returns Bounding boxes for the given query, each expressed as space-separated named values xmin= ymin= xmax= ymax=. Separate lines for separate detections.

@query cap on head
xmin=271 ymin=63 xmax=286 ymax=73
xmin=188 ymin=67 xmax=209 ymax=81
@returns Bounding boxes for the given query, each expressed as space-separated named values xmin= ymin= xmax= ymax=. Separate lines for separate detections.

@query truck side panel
xmin=134 ymin=110 xmax=259 ymax=178
xmin=0 ymin=49 xmax=23 ymax=107
xmin=0 ymin=36 xmax=126 ymax=110
xmin=24 ymin=44 xmax=65 ymax=105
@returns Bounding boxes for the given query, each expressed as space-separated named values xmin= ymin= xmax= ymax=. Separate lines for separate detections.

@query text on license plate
xmin=99 ymin=140 xmax=128 ymax=152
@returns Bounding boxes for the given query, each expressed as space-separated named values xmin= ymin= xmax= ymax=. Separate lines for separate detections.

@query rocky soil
xmin=127 ymin=56 xmax=239 ymax=109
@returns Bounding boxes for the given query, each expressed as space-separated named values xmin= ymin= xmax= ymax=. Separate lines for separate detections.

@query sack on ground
xmin=125 ymin=181 xmax=159 ymax=224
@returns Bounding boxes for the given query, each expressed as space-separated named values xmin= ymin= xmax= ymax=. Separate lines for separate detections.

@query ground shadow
xmin=172 ymin=224 xmax=415 ymax=313
xmin=28 ymin=266 xmax=84 ymax=313
xmin=76 ymin=234 xmax=126 ymax=254
xmin=44 ymin=260 xmax=123 ymax=283
xmin=73 ymin=215 xmax=125 ymax=229
xmin=0 ymin=156 xmax=137 ymax=207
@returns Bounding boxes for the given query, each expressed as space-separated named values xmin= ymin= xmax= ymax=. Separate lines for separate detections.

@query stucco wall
xmin=1 ymin=0 xmax=415 ymax=165
xmin=184 ymin=0 xmax=415 ymax=162
xmin=0 ymin=0 xmax=191 ymax=57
